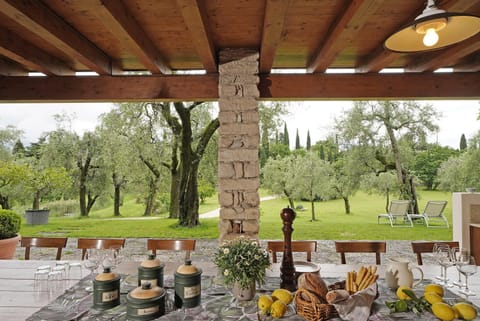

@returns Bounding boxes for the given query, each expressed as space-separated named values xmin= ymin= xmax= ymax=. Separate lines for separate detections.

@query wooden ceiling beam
xmin=0 ymin=73 xmax=478 ymax=102
xmin=0 ymin=27 xmax=73 ymax=76
xmin=259 ymin=0 xmax=290 ymax=73
xmin=259 ymin=73 xmax=480 ymax=100
xmin=0 ymin=0 xmax=111 ymax=75
xmin=93 ymin=0 xmax=171 ymax=75
xmin=307 ymin=0 xmax=378 ymax=73
xmin=454 ymin=53 xmax=480 ymax=72
xmin=0 ymin=57 xmax=28 ymax=76
xmin=176 ymin=0 xmax=217 ymax=73
xmin=406 ymin=35 xmax=480 ymax=72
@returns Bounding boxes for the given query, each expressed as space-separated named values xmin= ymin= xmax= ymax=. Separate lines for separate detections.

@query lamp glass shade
xmin=384 ymin=13 xmax=480 ymax=53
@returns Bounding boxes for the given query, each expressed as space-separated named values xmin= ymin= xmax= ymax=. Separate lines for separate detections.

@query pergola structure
xmin=0 ymin=0 xmax=479 ymax=240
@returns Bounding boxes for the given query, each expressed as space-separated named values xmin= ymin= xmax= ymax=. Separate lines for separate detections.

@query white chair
xmin=410 ymin=201 xmax=449 ymax=228
xmin=377 ymin=200 xmax=412 ymax=227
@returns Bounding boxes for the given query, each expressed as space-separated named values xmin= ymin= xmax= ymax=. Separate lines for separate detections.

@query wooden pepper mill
xmin=280 ymin=207 xmax=296 ymax=291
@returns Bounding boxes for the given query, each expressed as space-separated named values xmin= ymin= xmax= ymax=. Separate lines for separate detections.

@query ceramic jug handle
xmin=411 ymin=266 xmax=424 ymax=288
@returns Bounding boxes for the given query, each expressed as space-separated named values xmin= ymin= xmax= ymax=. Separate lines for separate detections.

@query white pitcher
xmin=385 ymin=257 xmax=424 ymax=289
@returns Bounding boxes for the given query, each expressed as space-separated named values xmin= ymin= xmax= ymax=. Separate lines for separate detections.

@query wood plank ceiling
xmin=0 ymin=0 xmax=479 ymax=102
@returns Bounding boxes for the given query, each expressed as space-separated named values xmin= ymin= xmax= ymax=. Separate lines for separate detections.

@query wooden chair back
xmin=411 ymin=241 xmax=459 ymax=265
xmin=77 ymin=238 xmax=126 ymax=260
xmin=335 ymin=241 xmax=386 ymax=265
xmin=20 ymin=237 xmax=68 ymax=260
xmin=147 ymin=239 xmax=196 ymax=260
xmin=267 ymin=241 xmax=317 ymax=263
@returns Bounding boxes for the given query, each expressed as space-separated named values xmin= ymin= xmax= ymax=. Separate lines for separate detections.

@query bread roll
xmin=326 ymin=289 xmax=350 ymax=304
xmin=297 ymin=272 xmax=328 ymax=301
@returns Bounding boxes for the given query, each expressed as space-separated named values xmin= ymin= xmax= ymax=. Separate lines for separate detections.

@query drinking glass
xmin=103 ymin=248 xmax=123 ymax=270
xmin=433 ymin=243 xmax=454 ymax=287
xmin=451 ymin=247 xmax=470 ymax=288
xmin=83 ymin=249 xmax=100 ymax=292
xmin=457 ymin=255 xmax=477 ymax=297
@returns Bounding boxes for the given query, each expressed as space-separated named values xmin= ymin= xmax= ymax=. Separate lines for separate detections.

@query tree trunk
xmin=0 ymin=194 xmax=10 ymax=209
xmin=385 ymin=120 xmax=418 ymax=213
xmin=78 ymin=156 xmax=91 ymax=217
xmin=310 ymin=200 xmax=316 ymax=221
xmin=179 ymin=162 xmax=200 ymax=226
xmin=343 ymin=196 xmax=350 ymax=214
xmin=32 ymin=190 xmax=41 ymax=210
xmin=86 ymin=192 xmax=98 ymax=215
xmin=144 ymin=175 xmax=160 ymax=216
xmin=283 ymin=189 xmax=295 ymax=209
xmin=169 ymin=169 xmax=180 ymax=219
xmin=114 ymin=183 xmax=121 ymax=216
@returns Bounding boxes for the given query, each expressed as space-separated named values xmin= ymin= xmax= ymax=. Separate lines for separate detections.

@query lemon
xmin=424 ymin=292 xmax=443 ymax=304
xmin=257 ymin=295 xmax=273 ymax=314
xmin=272 ymin=288 xmax=293 ymax=304
xmin=432 ymin=302 xmax=455 ymax=321
xmin=396 ymin=286 xmax=413 ymax=301
xmin=424 ymin=283 xmax=444 ymax=297
xmin=270 ymin=300 xmax=287 ymax=318
xmin=453 ymin=302 xmax=478 ymax=320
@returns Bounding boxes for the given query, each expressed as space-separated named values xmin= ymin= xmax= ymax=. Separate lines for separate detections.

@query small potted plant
xmin=0 ymin=209 xmax=21 ymax=259
xmin=23 ymin=166 xmax=71 ymax=225
xmin=214 ymin=237 xmax=270 ymax=301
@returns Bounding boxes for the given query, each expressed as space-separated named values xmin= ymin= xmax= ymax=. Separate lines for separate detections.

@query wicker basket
xmin=294 ymin=288 xmax=339 ymax=321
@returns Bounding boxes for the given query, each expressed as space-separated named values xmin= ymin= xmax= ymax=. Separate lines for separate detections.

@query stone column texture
xmin=218 ymin=49 xmax=260 ymax=243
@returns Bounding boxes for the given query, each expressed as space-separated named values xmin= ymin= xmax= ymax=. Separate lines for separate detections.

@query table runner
xmin=26 ymin=275 xmax=479 ymax=321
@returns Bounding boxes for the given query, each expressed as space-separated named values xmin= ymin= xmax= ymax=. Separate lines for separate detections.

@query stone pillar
xmin=218 ymin=49 xmax=260 ymax=243
xmin=452 ymin=192 xmax=480 ymax=250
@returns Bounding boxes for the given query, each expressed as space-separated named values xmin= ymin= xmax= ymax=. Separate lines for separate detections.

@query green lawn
xmin=20 ymin=189 xmax=453 ymax=241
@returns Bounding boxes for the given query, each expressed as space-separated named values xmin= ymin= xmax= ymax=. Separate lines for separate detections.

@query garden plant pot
xmin=25 ymin=209 xmax=50 ymax=225
xmin=0 ymin=234 xmax=20 ymax=259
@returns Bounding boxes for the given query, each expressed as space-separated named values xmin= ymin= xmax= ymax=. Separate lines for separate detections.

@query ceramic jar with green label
xmin=174 ymin=260 xmax=202 ymax=308
xmin=127 ymin=282 xmax=166 ymax=321
xmin=93 ymin=267 xmax=121 ymax=310
xmin=138 ymin=254 xmax=164 ymax=288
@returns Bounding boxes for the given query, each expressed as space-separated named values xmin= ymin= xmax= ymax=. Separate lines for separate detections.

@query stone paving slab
xmin=14 ymin=239 xmax=438 ymax=266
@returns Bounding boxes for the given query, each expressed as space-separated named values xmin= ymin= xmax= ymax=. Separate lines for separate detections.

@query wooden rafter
xmin=0 ymin=27 xmax=73 ymax=76
xmin=307 ymin=0 xmax=378 ymax=73
xmin=94 ymin=0 xmax=171 ymax=74
xmin=176 ymin=0 xmax=217 ymax=73
xmin=406 ymin=35 xmax=480 ymax=72
xmin=0 ymin=57 xmax=28 ymax=76
xmin=0 ymin=73 xmax=478 ymax=102
xmin=0 ymin=0 xmax=111 ymax=75
xmin=259 ymin=0 xmax=290 ymax=73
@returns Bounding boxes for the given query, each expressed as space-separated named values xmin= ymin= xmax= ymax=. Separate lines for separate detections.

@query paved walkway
xmin=14 ymin=238 xmax=433 ymax=266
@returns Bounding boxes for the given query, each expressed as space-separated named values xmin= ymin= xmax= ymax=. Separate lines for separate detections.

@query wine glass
xmin=433 ymin=243 xmax=449 ymax=282
xmin=103 ymin=248 xmax=123 ymax=270
xmin=83 ymin=249 xmax=100 ymax=292
xmin=457 ymin=255 xmax=477 ymax=297
xmin=451 ymin=247 xmax=470 ymax=288
xmin=434 ymin=243 xmax=454 ymax=287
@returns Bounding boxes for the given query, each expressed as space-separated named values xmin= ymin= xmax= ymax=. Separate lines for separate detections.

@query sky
xmin=0 ymin=100 xmax=479 ymax=149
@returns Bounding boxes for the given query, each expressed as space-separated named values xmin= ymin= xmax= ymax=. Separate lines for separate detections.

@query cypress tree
xmin=319 ymin=145 xmax=325 ymax=160
xmin=283 ymin=123 xmax=289 ymax=147
xmin=295 ymin=129 xmax=301 ymax=149
xmin=460 ymin=133 xmax=467 ymax=150
xmin=306 ymin=130 xmax=311 ymax=150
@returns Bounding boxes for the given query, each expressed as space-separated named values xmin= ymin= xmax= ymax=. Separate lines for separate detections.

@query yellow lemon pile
xmin=422 ymin=283 xmax=477 ymax=321
xmin=257 ymin=288 xmax=293 ymax=319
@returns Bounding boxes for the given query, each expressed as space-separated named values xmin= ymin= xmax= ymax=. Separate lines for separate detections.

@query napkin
xmin=332 ymin=283 xmax=377 ymax=321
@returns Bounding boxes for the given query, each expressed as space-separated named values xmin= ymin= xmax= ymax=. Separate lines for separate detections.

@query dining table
xmin=1 ymin=259 xmax=479 ymax=321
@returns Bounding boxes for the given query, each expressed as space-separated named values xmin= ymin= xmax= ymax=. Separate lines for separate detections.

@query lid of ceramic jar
xmin=176 ymin=260 xmax=201 ymax=275
xmin=140 ymin=254 xmax=161 ymax=268
xmin=129 ymin=282 xmax=164 ymax=299
xmin=95 ymin=267 xmax=118 ymax=281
